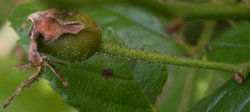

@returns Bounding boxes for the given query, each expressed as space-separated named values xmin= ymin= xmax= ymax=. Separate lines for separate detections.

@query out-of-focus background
xmin=0 ymin=0 xmax=78 ymax=111
xmin=0 ymin=22 xmax=78 ymax=112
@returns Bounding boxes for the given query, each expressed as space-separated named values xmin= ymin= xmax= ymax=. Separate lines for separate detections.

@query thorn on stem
xmin=233 ymin=73 xmax=244 ymax=83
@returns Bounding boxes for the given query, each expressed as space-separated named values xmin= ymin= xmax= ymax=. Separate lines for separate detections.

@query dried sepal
xmin=3 ymin=9 xmax=88 ymax=108
xmin=4 ymin=66 xmax=44 ymax=108
xmin=28 ymin=9 xmax=85 ymax=42
xmin=4 ymin=8 xmax=102 ymax=108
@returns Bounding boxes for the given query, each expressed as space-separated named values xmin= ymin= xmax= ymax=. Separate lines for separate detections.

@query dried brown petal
xmin=29 ymin=9 xmax=84 ymax=42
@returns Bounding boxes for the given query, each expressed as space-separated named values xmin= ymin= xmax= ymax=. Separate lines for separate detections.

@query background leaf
xmin=207 ymin=22 xmax=250 ymax=64
xmin=81 ymin=5 xmax=185 ymax=54
xmin=191 ymin=22 xmax=250 ymax=112
xmin=10 ymin=2 xmax=185 ymax=112
xmin=190 ymin=75 xmax=250 ymax=112
xmin=0 ymin=0 xmax=13 ymax=27
xmin=157 ymin=67 xmax=229 ymax=112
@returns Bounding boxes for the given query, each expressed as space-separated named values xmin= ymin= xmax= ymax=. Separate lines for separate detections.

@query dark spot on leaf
xmin=102 ymin=68 xmax=113 ymax=79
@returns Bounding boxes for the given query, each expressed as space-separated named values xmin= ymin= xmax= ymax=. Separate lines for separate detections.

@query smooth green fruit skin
xmin=37 ymin=12 xmax=102 ymax=62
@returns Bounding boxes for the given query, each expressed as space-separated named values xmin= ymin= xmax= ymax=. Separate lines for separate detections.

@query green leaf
xmin=82 ymin=5 xmax=185 ymax=54
xmin=158 ymin=67 xmax=229 ymax=112
xmin=207 ymin=23 xmax=250 ymax=64
xmin=192 ymin=27 xmax=250 ymax=112
xmin=190 ymin=75 xmax=250 ymax=112
xmin=10 ymin=2 xmax=185 ymax=112
xmin=44 ymin=56 xmax=167 ymax=112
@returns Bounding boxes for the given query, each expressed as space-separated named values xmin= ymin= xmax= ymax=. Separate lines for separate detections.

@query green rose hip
xmin=36 ymin=10 xmax=102 ymax=62
xmin=3 ymin=9 xmax=101 ymax=108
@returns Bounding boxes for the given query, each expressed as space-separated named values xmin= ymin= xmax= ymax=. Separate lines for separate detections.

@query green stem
xmin=195 ymin=20 xmax=216 ymax=53
xmin=173 ymin=2 xmax=250 ymax=20
xmin=46 ymin=0 xmax=250 ymax=20
xmin=100 ymin=42 xmax=242 ymax=73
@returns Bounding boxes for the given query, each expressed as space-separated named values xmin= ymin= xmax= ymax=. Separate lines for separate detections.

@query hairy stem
xmin=100 ymin=42 xmax=243 ymax=73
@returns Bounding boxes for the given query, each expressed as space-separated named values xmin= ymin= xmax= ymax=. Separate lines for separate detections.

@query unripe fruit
xmin=36 ymin=10 xmax=101 ymax=62
xmin=3 ymin=9 xmax=101 ymax=108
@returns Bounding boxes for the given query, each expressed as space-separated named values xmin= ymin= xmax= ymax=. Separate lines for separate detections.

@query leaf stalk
xmin=100 ymin=42 xmax=244 ymax=73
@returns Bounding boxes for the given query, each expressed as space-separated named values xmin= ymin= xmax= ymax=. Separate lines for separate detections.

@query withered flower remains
xmin=3 ymin=9 xmax=101 ymax=108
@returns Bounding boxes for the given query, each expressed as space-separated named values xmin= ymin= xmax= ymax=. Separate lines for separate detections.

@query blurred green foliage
xmin=0 ymin=57 xmax=76 ymax=112
xmin=208 ymin=22 xmax=250 ymax=64
xmin=0 ymin=0 xmax=13 ymax=27
xmin=191 ymin=74 xmax=250 ymax=112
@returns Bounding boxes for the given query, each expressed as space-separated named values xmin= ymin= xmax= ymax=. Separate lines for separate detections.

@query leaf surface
xmin=191 ymin=75 xmax=250 ymax=112
xmin=191 ymin=23 xmax=250 ymax=112
xmin=10 ymin=3 xmax=185 ymax=112
xmin=207 ymin=23 xmax=250 ymax=64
